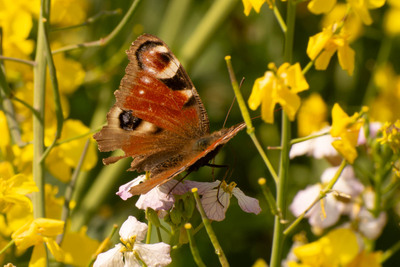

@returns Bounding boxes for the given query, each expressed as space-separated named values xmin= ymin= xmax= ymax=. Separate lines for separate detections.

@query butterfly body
xmin=94 ymin=34 xmax=245 ymax=195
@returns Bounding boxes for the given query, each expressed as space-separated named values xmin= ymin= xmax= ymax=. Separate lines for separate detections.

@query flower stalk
xmin=270 ymin=1 xmax=297 ymax=266
xmin=192 ymin=188 xmax=229 ymax=267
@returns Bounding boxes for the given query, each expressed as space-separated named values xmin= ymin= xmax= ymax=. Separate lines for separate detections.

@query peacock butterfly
xmin=93 ymin=34 xmax=245 ymax=196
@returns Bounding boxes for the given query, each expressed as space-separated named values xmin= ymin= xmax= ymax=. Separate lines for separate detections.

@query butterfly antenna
xmin=223 ymin=77 xmax=246 ymax=128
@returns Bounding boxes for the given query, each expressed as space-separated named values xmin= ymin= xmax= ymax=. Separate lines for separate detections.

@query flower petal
xmin=116 ymin=175 xmax=146 ymax=200
xmin=119 ymin=216 xmax=148 ymax=242
xmin=232 ymin=187 xmax=261 ymax=214
xmin=93 ymin=244 xmax=124 ymax=267
xmin=134 ymin=243 xmax=172 ymax=267
xmin=200 ymin=189 xmax=230 ymax=221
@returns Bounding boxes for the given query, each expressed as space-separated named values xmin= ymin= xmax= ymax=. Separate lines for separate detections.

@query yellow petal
xmin=330 ymin=103 xmax=352 ymax=137
xmin=248 ymin=71 xmax=273 ymax=110
xmin=297 ymin=93 xmax=328 ymax=137
xmin=337 ymin=43 xmax=355 ymax=75
xmin=315 ymin=48 xmax=336 ymax=70
xmin=61 ymin=227 xmax=100 ymax=266
xmin=308 ymin=0 xmax=336 ymax=14
xmin=45 ymin=237 xmax=65 ymax=261
xmin=276 ymin=87 xmax=301 ymax=121
xmin=307 ymin=28 xmax=333 ymax=60
xmin=285 ymin=63 xmax=309 ymax=93
xmin=322 ymin=228 xmax=359 ymax=265
xmin=29 ymin=244 xmax=47 ymax=267
xmin=34 ymin=218 xmax=64 ymax=237
xmin=332 ymin=139 xmax=358 ymax=163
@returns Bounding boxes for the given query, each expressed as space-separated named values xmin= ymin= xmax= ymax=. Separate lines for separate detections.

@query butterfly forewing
xmin=94 ymin=34 xmax=245 ymax=196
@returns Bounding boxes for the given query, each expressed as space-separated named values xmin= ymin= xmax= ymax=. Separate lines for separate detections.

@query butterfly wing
xmin=94 ymin=34 xmax=209 ymax=172
xmin=128 ymin=122 xmax=246 ymax=195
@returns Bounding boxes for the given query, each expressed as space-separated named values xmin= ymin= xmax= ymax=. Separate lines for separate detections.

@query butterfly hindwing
xmin=94 ymin=34 xmax=245 ymax=195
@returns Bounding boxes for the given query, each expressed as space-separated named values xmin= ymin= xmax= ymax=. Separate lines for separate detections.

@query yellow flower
xmin=0 ymin=111 xmax=11 ymax=155
xmin=307 ymin=0 xmax=386 ymax=26
xmin=370 ymin=64 xmax=400 ymax=122
xmin=0 ymin=173 xmax=38 ymax=213
xmin=61 ymin=226 xmax=100 ymax=267
xmin=347 ymin=250 xmax=382 ymax=267
xmin=50 ymin=0 xmax=89 ymax=26
xmin=348 ymin=0 xmax=386 ymax=25
xmin=50 ymin=50 xmax=86 ymax=95
xmin=330 ymin=104 xmax=364 ymax=163
xmin=384 ymin=0 xmax=400 ymax=36
xmin=297 ymin=93 xmax=328 ymax=137
xmin=308 ymin=0 xmax=336 ymax=14
xmin=11 ymin=218 xmax=65 ymax=262
xmin=377 ymin=120 xmax=400 ymax=154
xmin=242 ymin=0 xmax=269 ymax=16
xmin=307 ymin=23 xmax=355 ymax=75
xmin=322 ymin=4 xmax=364 ymax=41
xmin=248 ymin=63 xmax=309 ymax=123
xmin=291 ymin=228 xmax=359 ymax=267
xmin=46 ymin=120 xmax=97 ymax=182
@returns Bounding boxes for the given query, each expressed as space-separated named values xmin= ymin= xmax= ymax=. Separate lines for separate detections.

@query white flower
xmin=349 ymin=188 xmax=387 ymax=240
xmin=94 ymin=216 xmax=172 ymax=267
xmin=289 ymin=127 xmax=338 ymax=159
xmin=116 ymin=175 xmax=146 ymax=200
xmin=290 ymin=166 xmax=364 ymax=231
xmin=117 ymin=175 xmax=188 ymax=212
xmin=185 ymin=180 xmax=262 ymax=221
xmin=290 ymin=123 xmax=382 ymax=160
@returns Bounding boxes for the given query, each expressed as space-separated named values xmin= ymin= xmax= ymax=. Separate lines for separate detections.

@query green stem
xmin=146 ymin=220 xmax=153 ymax=244
xmin=57 ymin=139 xmax=90 ymax=245
xmin=32 ymin=0 xmax=50 ymax=219
xmin=0 ymin=56 xmax=36 ymax=66
xmin=185 ymin=223 xmax=206 ymax=267
xmin=381 ymin=240 xmax=400 ymax=263
xmin=180 ymin=0 xmax=239 ymax=70
xmin=272 ymin=4 xmax=286 ymax=33
xmin=39 ymin=17 xmax=64 ymax=163
xmin=284 ymin=160 xmax=347 ymax=235
xmin=225 ymin=56 xmax=278 ymax=184
xmin=52 ymin=0 xmax=142 ymax=54
xmin=192 ymin=189 xmax=229 ymax=267
xmin=51 ymin=9 xmax=122 ymax=32
xmin=258 ymin=178 xmax=279 ymax=217
xmin=290 ymin=131 xmax=329 ymax=145
xmin=0 ymin=240 xmax=14 ymax=256
xmin=270 ymin=1 xmax=296 ymax=266
xmin=0 ymin=67 xmax=25 ymax=147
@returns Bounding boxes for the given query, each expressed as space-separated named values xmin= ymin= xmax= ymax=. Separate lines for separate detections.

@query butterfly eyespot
xmin=119 ymin=110 xmax=142 ymax=131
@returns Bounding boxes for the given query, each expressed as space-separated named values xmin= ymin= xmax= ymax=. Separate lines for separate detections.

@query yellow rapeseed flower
xmin=242 ymin=0 xmax=271 ymax=16
xmin=61 ymin=226 xmax=100 ymax=266
xmin=330 ymin=104 xmax=364 ymax=164
xmin=308 ymin=0 xmax=336 ymax=14
xmin=308 ymin=0 xmax=386 ymax=25
xmin=12 ymin=218 xmax=65 ymax=262
xmin=307 ymin=23 xmax=355 ymax=75
xmin=377 ymin=120 xmax=400 ymax=154
xmin=248 ymin=62 xmax=309 ymax=124
xmin=384 ymin=0 xmax=400 ymax=36
xmin=0 ymin=173 xmax=38 ymax=214
xmin=290 ymin=228 xmax=359 ymax=267
xmin=46 ymin=120 xmax=97 ymax=182
xmin=297 ymin=93 xmax=328 ymax=137
xmin=370 ymin=64 xmax=400 ymax=122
